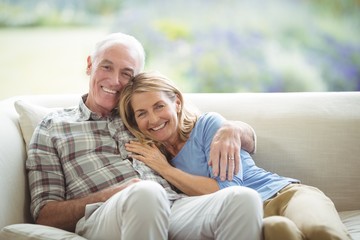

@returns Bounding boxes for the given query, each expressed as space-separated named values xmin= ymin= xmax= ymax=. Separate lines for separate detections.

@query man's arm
xmin=26 ymin=118 xmax=140 ymax=232
xmin=209 ymin=120 xmax=256 ymax=181
xmin=36 ymin=179 xmax=140 ymax=232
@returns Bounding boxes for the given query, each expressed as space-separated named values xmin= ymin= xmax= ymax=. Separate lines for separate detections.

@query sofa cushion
xmin=339 ymin=210 xmax=360 ymax=240
xmin=1 ymin=212 xmax=358 ymax=240
xmin=0 ymin=224 xmax=86 ymax=240
xmin=14 ymin=100 xmax=58 ymax=149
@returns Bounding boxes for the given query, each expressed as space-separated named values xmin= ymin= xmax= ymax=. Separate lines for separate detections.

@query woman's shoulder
xmin=192 ymin=112 xmax=224 ymax=136
xmin=199 ymin=112 xmax=224 ymax=122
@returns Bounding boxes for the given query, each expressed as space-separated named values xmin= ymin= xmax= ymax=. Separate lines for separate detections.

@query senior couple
xmin=27 ymin=32 xmax=350 ymax=240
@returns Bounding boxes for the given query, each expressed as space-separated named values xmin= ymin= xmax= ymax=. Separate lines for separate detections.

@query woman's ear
xmin=86 ymin=56 xmax=92 ymax=75
xmin=175 ymin=95 xmax=182 ymax=113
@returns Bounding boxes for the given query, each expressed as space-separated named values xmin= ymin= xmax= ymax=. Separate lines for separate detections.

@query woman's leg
xmin=264 ymin=184 xmax=350 ymax=240
xmin=263 ymin=216 xmax=303 ymax=240
xmin=169 ymin=186 xmax=263 ymax=240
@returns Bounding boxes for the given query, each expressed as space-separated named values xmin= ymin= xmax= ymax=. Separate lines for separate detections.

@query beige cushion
xmin=339 ymin=210 xmax=360 ymax=240
xmin=0 ymin=224 xmax=86 ymax=240
xmin=14 ymin=100 xmax=58 ymax=149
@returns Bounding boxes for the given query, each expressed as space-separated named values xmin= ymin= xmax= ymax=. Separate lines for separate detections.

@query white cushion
xmin=14 ymin=100 xmax=58 ymax=149
xmin=0 ymin=224 xmax=86 ymax=240
xmin=339 ymin=210 xmax=360 ymax=240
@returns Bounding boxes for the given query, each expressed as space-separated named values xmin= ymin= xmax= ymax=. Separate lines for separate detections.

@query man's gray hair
xmin=92 ymin=32 xmax=146 ymax=73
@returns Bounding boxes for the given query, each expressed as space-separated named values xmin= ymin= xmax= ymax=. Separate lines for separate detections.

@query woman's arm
xmin=161 ymin=166 xmax=219 ymax=195
xmin=125 ymin=142 xmax=219 ymax=196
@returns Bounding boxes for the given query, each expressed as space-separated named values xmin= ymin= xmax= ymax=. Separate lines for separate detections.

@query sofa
xmin=0 ymin=92 xmax=359 ymax=240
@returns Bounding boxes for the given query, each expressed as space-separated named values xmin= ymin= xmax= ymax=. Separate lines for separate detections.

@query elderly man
xmin=27 ymin=32 xmax=261 ymax=240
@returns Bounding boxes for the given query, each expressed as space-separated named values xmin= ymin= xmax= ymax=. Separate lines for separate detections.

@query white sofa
xmin=0 ymin=92 xmax=359 ymax=240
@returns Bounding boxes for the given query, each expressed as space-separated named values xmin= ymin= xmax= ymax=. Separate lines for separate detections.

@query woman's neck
xmin=164 ymin=139 xmax=185 ymax=157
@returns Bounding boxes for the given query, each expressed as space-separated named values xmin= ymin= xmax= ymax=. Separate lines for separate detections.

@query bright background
xmin=1 ymin=0 xmax=359 ymax=100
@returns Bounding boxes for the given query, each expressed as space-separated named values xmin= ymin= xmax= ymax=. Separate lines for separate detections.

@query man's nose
xmin=116 ymin=74 xmax=130 ymax=87
xmin=107 ymin=73 xmax=121 ymax=86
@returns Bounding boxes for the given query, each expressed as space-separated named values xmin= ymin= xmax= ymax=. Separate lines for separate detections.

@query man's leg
xmin=169 ymin=186 xmax=263 ymax=240
xmin=76 ymin=180 xmax=170 ymax=240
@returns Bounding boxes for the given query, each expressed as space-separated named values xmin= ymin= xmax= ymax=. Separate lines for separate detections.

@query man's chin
xmin=101 ymin=95 xmax=119 ymax=104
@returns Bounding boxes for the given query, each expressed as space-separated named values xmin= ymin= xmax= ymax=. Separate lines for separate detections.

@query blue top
xmin=171 ymin=112 xmax=299 ymax=201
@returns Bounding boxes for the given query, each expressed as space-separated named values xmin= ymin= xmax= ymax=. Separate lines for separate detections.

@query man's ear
xmin=86 ymin=56 xmax=92 ymax=75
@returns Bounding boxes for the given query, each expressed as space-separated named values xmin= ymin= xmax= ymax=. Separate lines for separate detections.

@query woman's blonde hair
xmin=119 ymin=71 xmax=199 ymax=154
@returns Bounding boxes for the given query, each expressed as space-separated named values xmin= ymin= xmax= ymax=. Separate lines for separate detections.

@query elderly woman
xmin=119 ymin=71 xmax=350 ymax=240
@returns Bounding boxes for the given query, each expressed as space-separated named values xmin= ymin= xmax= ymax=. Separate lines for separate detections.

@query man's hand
xmin=36 ymin=178 xmax=141 ymax=232
xmin=209 ymin=123 xmax=241 ymax=181
xmin=209 ymin=121 xmax=255 ymax=181
xmin=98 ymin=178 xmax=141 ymax=201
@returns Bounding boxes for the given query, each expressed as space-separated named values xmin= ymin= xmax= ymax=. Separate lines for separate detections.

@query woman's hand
xmin=126 ymin=141 xmax=219 ymax=196
xmin=125 ymin=141 xmax=171 ymax=173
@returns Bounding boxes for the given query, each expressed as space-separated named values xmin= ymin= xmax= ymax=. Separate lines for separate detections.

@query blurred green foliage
xmin=0 ymin=0 xmax=359 ymax=93
xmin=154 ymin=20 xmax=191 ymax=41
xmin=0 ymin=0 xmax=123 ymax=27
xmin=113 ymin=0 xmax=359 ymax=92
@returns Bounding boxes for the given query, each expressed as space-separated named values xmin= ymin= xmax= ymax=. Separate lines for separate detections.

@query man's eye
xmin=123 ymin=72 xmax=133 ymax=79
xmin=102 ymin=66 xmax=111 ymax=71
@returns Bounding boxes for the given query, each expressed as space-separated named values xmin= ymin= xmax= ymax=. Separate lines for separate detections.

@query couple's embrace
xmin=27 ymin=32 xmax=349 ymax=240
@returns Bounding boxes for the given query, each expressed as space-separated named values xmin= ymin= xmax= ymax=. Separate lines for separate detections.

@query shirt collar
xmin=79 ymin=94 xmax=119 ymax=121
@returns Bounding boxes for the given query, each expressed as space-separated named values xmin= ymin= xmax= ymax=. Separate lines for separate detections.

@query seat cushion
xmin=339 ymin=210 xmax=360 ymax=240
xmin=0 ymin=224 xmax=86 ymax=240
xmin=1 ymin=211 xmax=359 ymax=240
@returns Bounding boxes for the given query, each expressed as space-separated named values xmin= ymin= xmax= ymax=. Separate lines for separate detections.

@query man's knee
xmin=124 ymin=180 xmax=168 ymax=207
xmin=114 ymin=180 xmax=170 ymax=224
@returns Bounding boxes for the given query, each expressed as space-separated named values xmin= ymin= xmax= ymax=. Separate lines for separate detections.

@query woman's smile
xmin=150 ymin=122 xmax=167 ymax=132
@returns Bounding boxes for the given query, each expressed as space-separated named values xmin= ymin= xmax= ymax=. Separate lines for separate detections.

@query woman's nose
xmin=148 ymin=112 xmax=159 ymax=124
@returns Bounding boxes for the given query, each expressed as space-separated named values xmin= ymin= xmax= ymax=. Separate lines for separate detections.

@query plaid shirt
xmin=26 ymin=95 xmax=183 ymax=220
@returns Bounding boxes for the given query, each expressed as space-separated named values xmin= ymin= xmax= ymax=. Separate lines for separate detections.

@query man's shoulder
xmin=41 ymin=106 xmax=80 ymax=125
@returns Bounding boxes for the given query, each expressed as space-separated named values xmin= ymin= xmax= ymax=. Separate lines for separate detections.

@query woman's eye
xmin=137 ymin=112 xmax=145 ymax=118
xmin=156 ymin=104 xmax=165 ymax=110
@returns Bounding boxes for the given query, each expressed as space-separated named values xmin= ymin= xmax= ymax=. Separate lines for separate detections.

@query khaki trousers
xmin=263 ymin=184 xmax=351 ymax=240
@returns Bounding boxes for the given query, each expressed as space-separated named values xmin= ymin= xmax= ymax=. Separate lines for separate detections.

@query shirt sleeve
xmin=26 ymin=117 xmax=66 ymax=221
xmin=201 ymin=112 xmax=245 ymax=189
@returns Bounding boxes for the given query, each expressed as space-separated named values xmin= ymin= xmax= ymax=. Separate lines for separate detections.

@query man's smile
xmin=102 ymin=86 xmax=118 ymax=94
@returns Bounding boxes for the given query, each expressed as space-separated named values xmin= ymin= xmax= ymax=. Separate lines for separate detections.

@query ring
xmin=228 ymin=156 xmax=235 ymax=160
